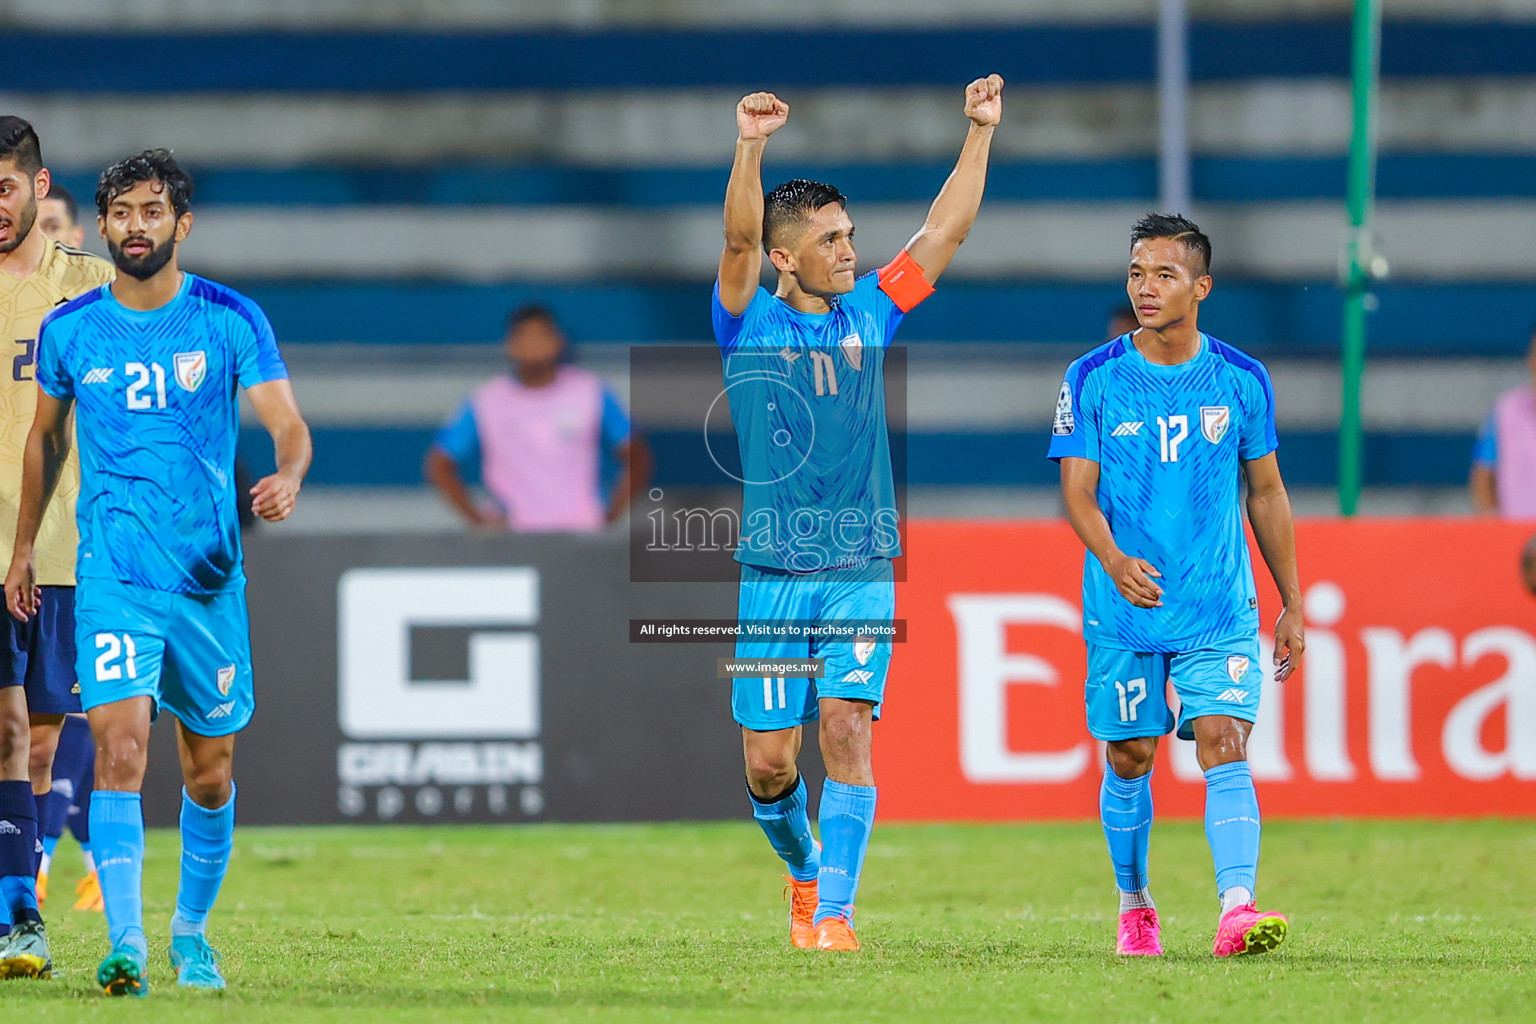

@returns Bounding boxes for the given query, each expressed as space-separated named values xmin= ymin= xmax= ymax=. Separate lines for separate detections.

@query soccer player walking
xmin=715 ymin=76 xmax=1001 ymax=951
xmin=1049 ymin=214 xmax=1304 ymax=957
xmin=0 ymin=117 xmax=115 ymax=980
xmin=6 ymin=150 xmax=312 ymax=994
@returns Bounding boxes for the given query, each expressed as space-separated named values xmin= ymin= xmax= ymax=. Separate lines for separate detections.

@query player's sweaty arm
xmin=718 ymin=91 xmax=789 ymax=316
xmin=246 ymin=379 xmax=312 ymax=524
xmin=1059 ymin=456 xmax=1165 ymax=609
xmin=5 ymin=390 xmax=74 ymax=621
xmin=902 ymin=74 xmax=1004 ymax=284
xmin=1243 ymin=452 xmax=1304 ymax=681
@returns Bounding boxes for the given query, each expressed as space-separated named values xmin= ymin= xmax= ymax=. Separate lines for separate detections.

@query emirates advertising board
xmin=878 ymin=519 xmax=1536 ymax=820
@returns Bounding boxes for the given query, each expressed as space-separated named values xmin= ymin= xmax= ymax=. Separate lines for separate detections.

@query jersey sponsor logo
xmin=778 ymin=347 xmax=801 ymax=365
xmin=208 ymin=700 xmax=237 ymax=720
xmin=839 ymin=332 xmax=864 ymax=372
xmin=1201 ymin=405 xmax=1231 ymax=444
xmin=1111 ymin=421 xmax=1144 ymax=437
xmin=1214 ymin=688 xmax=1251 ymax=703
xmin=217 ymin=664 xmax=236 ymax=697
xmin=841 ymin=669 xmax=875 ymax=684
xmin=82 ymin=367 xmax=113 ymax=385
xmin=853 ymin=638 xmax=876 ymax=665
xmin=174 ymin=350 xmax=208 ymax=393
xmin=1053 ymin=381 xmax=1074 ymax=435
xmin=1226 ymin=654 xmax=1251 ymax=683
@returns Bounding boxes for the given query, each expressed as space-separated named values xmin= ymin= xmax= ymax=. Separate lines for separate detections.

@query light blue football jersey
xmin=37 ymin=273 xmax=289 ymax=595
xmin=711 ymin=273 xmax=903 ymax=573
xmin=1047 ymin=332 xmax=1278 ymax=652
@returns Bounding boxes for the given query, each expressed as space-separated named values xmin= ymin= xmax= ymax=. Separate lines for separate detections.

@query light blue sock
xmin=41 ymin=834 xmax=59 ymax=860
xmin=749 ymin=775 xmax=818 ymax=882
xmin=1101 ymin=766 xmax=1153 ymax=893
xmin=172 ymin=785 xmax=236 ymax=937
xmin=90 ymin=790 xmax=146 ymax=952
xmin=814 ymin=780 xmax=877 ymax=925
xmin=1204 ymin=761 xmax=1260 ymax=897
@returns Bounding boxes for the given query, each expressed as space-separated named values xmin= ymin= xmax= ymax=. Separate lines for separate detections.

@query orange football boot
xmin=783 ymin=876 xmax=818 ymax=948
xmin=812 ymin=911 xmax=860 ymax=951
xmin=73 ymin=872 xmax=104 ymax=913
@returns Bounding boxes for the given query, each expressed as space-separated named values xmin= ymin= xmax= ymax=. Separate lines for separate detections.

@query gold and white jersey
xmin=0 ymin=241 xmax=114 ymax=585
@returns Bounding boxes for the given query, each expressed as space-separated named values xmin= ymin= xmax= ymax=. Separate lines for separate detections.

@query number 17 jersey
xmin=1047 ymin=332 xmax=1278 ymax=652
xmin=37 ymin=273 xmax=289 ymax=595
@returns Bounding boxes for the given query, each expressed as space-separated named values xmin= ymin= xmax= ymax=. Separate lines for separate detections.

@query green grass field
xmin=5 ymin=819 xmax=1533 ymax=1022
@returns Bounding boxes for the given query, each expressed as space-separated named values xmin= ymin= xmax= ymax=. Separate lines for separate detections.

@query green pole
xmin=1340 ymin=0 xmax=1384 ymax=516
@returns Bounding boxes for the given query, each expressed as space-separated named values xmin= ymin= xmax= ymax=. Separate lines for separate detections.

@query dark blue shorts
xmin=0 ymin=585 xmax=81 ymax=715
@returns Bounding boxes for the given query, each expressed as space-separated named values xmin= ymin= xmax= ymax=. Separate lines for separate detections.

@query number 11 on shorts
xmin=1114 ymin=677 xmax=1147 ymax=722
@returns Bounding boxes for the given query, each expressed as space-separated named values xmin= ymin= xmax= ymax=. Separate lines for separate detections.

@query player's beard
xmin=108 ymin=232 xmax=176 ymax=280
xmin=0 ymin=192 xmax=37 ymax=255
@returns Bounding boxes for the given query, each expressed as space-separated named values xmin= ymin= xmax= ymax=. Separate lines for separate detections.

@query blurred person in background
xmin=1106 ymin=303 xmax=1139 ymax=343
xmin=30 ymin=181 xmax=103 ymax=917
xmin=36 ymin=184 xmax=85 ymax=251
xmin=425 ymin=304 xmax=648 ymax=532
xmin=1470 ymin=324 xmax=1536 ymax=518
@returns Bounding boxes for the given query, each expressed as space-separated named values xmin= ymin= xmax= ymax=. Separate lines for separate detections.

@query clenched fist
xmin=964 ymin=74 xmax=1004 ymax=128
xmin=737 ymin=92 xmax=789 ymax=141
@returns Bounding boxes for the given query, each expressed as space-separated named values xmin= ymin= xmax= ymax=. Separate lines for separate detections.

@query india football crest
xmin=216 ymin=664 xmax=236 ymax=697
xmin=1225 ymin=655 xmax=1250 ymax=684
xmin=174 ymin=350 xmax=208 ymax=393
xmin=839 ymin=332 xmax=863 ymax=371
xmin=853 ymin=637 xmax=876 ymax=665
xmin=1201 ymin=405 xmax=1231 ymax=444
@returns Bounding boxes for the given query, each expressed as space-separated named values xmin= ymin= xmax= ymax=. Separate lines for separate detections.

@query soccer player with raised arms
xmin=716 ymin=76 xmax=1001 ymax=951
xmin=1049 ymin=214 xmax=1304 ymax=957
xmin=0 ymin=116 xmax=115 ymax=980
xmin=5 ymin=150 xmax=312 ymax=995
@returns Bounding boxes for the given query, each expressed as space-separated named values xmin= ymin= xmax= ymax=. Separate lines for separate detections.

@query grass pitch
xmin=6 ymin=819 xmax=1534 ymax=1022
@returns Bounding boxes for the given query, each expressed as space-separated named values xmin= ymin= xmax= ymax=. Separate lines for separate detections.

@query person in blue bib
xmin=1049 ymin=213 xmax=1305 ymax=959
xmin=5 ymin=150 xmax=312 ymax=995
xmin=714 ymin=76 xmax=1003 ymax=952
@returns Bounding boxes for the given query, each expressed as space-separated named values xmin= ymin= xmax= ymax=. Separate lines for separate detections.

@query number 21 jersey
xmin=37 ymin=273 xmax=289 ymax=595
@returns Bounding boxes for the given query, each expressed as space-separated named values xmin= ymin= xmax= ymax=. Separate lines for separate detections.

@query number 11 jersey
xmin=1047 ymin=332 xmax=1278 ymax=653
xmin=37 ymin=273 xmax=288 ymax=595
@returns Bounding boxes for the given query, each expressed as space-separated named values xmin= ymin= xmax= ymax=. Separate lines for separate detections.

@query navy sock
xmin=748 ymin=775 xmax=819 ymax=882
xmin=0 ymin=780 xmax=41 ymax=926
xmin=1204 ymin=761 xmax=1261 ymax=898
xmin=1101 ymin=766 xmax=1154 ymax=894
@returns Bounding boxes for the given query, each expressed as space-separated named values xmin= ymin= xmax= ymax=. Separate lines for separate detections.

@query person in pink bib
xmin=1471 ymin=324 xmax=1536 ymax=520
xmin=425 ymin=305 xmax=646 ymax=532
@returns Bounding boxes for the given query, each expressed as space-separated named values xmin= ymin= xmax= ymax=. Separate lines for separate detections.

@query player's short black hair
xmin=1524 ymin=533 xmax=1536 ymax=573
xmin=47 ymin=183 xmax=78 ymax=225
xmin=1130 ymin=212 xmax=1212 ymax=277
xmin=506 ymin=303 xmax=559 ymax=333
xmin=763 ymin=179 xmax=848 ymax=253
xmin=95 ymin=149 xmax=194 ymax=219
xmin=0 ymin=116 xmax=43 ymax=176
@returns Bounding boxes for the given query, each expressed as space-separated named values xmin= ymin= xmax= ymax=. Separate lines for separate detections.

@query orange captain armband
xmin=876 ymin=250 xmax=935 ymax=313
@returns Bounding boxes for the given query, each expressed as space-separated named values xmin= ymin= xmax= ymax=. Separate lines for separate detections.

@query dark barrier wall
xmin=139 ymin=533 xmax=824 ymax=827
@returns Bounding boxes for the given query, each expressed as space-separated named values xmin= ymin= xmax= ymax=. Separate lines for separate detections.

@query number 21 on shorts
xmin=95 ymin=633 xmax=139 ymax=682
xmin=1114 ymin=677 xmax=1147 ymax=722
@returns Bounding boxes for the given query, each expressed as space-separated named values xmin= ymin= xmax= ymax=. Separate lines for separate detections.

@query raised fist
xmin=964 ymin=74 xmax=1004 ymax=128
xmin=737 ymin=92 xmax=789 ymax=141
